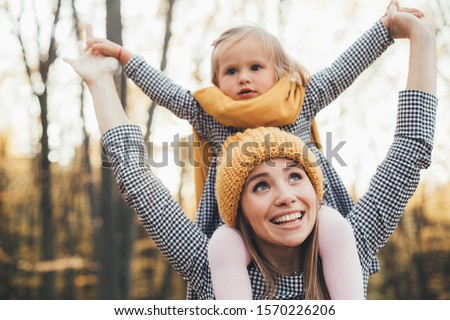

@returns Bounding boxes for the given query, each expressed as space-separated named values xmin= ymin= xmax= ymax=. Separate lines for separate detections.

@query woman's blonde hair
xmin=211 ymin=25 xmax=310 ymax=87
xmin=237 ymin=201 xmax=330 ymax=300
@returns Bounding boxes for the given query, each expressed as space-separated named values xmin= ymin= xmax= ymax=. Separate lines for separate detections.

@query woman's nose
xmin=274 ymin=187 xmax=297 ymax=207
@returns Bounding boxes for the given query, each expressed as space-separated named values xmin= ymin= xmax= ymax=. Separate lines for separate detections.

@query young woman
xmin=64 ymin=1 xmax=437 ymax=299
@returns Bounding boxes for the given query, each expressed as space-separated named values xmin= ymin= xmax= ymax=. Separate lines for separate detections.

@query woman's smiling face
xmin=240 ymin=157 xmax=318 ymax=251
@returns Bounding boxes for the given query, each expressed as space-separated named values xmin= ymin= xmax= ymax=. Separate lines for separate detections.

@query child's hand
xmin=64 ymin=42 xmax=119 ymax=86
xmin=381 ymin=1 xmax=431 ymax=39
xmin=386 ymin=1 xmax=434 ymax=39
xmin=85 ymin=25 xmax=123 ymax=59
xmin=84 ymin=24 xmax=132 ymax=66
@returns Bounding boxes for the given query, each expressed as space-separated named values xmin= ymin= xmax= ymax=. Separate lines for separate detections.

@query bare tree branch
xmin=145 ymin=0 xmax=177 ymax=143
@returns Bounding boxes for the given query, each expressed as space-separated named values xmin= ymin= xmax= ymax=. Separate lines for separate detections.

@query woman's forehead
xmin=249 ymin=158 xmax=304 ymax=174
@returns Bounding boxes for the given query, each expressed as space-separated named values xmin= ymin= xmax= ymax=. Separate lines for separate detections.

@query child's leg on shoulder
xmin=318 ymin=206 xmax=364 ymax=299
xmin=208 ymin=224 xmax=252 ymax=299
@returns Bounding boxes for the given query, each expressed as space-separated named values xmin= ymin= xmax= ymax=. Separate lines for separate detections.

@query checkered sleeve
xmin=346 ymin=90 xmax=437 ymax=288
xmin=101 ymin=125 xmax=211 ymax=292
xmin=124 ymin=57 xmax=208 ymax=136
xmin=303 ymin=20 xmax=393 ymax=120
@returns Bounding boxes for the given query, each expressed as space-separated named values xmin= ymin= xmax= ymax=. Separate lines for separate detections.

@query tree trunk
xmin=0 ymin=136 xmax=13 ymax=299
xmin=35 ymin=0 xmax=62 ymax=299
xmin=97 ymin=0 xmax=134 ymax=299
xmin=38 ymin=89 xmax=56 ymax=299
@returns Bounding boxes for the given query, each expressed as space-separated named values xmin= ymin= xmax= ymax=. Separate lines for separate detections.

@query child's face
xmin=240 ymin=158 xmax=317 ymax=251
xmin=217 ymin=38 xmax=277 ymax=101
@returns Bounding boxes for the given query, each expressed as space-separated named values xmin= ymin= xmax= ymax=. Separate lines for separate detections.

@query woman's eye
xmin=226 ymin=68 xmax=237 ymax=75
xmin=251 ymin=64 xmax=262 ymax=71
xmin=289 ymin=173 xmax=302 ymax=182
xmin=253 ymin=182 xmax=269 ymax=192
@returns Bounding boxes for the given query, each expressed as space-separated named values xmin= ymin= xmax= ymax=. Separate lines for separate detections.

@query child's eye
xmin=251 ymin=64 xmax=262 ymax=71
xmin=253 ymin=181 xmax=270 ymax=192
xmin=289 ymin=173 xmax=302 ymax=182
xmin=226 ymin=68 xmax=237 ymax=75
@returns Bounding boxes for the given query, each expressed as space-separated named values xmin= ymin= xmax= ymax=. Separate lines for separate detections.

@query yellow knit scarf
xmin=191 ymin=77 xmax=321 ymax=208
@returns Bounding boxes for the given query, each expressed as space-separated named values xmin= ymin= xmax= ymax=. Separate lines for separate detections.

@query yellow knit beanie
xmin=216 ymin=127 xmax=323 ymax=227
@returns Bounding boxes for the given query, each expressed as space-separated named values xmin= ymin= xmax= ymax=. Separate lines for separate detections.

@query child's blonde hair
xmin=211 ymin=25 xmax=310 ymax=87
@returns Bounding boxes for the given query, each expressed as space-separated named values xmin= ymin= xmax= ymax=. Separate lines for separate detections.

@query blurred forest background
xmin=0 ymin=0 xmax=449 ymax=300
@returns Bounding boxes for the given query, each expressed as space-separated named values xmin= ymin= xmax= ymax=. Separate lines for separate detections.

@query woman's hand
xmin=386 ymin=0 xmax=437 ymax=95
xmin=381 ymin=1 xmax=430 ymax=39
xmin=64 ymin=26 xmax=129 ymax=134
xmin=386 ymin=1 xmax=435 ymax=39
xmin=64 ymin=42 xmax=119 ymax=86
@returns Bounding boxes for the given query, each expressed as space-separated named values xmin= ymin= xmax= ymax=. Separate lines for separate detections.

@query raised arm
xmin=86 ymin=26 xmax=208 ymax=135
xmin=303 ymin=2 xmax=426 ymax=119
xmin=346 ymin=2 xmax=437 ymax=294
xmin=124 ymin=57 xmax=205 ymax=123
xmin=65 ymin=37 xmax=212 ymax=294
xmin=394 ymin=9 xmax=436 ymax=93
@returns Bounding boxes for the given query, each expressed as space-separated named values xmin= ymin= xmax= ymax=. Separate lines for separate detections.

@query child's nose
xmin=238 ymin=72 xmax=250 ymax=84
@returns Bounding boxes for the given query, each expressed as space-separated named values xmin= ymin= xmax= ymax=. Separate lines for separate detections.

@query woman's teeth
xmin=271 ymin=212 xmax=304 ymax=225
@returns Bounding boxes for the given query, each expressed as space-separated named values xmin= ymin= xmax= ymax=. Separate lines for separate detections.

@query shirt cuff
xmin=102 ymin=125 xmax=146 ymax=167
xmin=395 ymin=90 xmax=438 ymax=145
xmin=374 ymin=19 xmax=394 ymax=47
xmin=124 ymin=55 xmax=145 ymax=77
